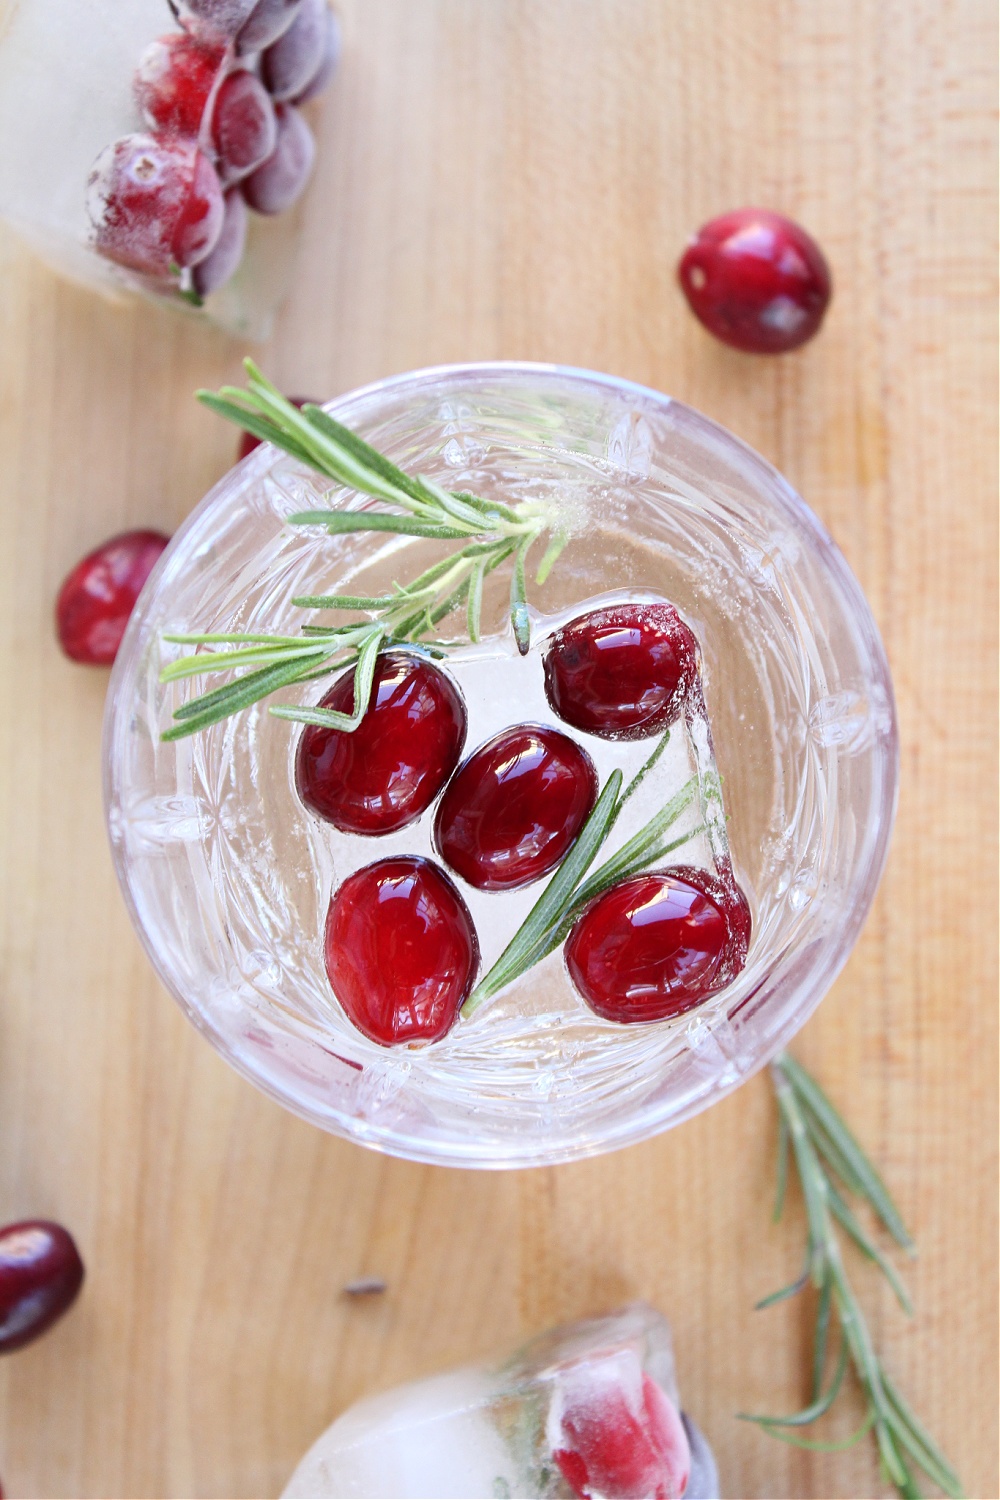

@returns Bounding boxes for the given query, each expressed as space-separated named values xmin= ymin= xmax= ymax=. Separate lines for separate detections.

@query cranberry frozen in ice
xmin=292 ymin=6 xmax=341 ymax=104
xmin=133 ymin=32 xmax=223 ymax=138
xmin=56 ymin=529 xmax=170 ymax=666
xmin=678 ymin=208 xmax=832 ymax=355
xmin=87 ymin=134 xmax=224 ymax=277
xmin=550 ymin=1364 xmax=691 ymax=1500
xmin=0 ymin=1220 xmax=85 ymax=1353
xmin=543 ymin=602 xmax=699 ymax=740
xmin=435 ymin=724 xmax=598 ymax=891
xmin=261 ymin=0 xmax=330 ymax=101
xmin=296 ymin=652 xmax=466 ymax=834
xmin=193 ymin=188 xmax=248 ymax=296
xmin=236 ymin=0 xmax=304 ymax=54
xmin=212 ymin=71 xmax=278 ymax=184
xmin=325 ymin=857 xmax=479 ymax=1045
xmin=566 ymin=866 xmax=751 ymax=1023
xmin=241 ymin=103 xmax=315 ymax=214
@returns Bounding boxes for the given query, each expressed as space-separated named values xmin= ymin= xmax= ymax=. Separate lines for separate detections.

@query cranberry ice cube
xmin=192 ymin=188 xmax=248 ymax=296
xmin=549 ymin=1361 xmax=690 ymax=1500
xmin=241 ymin=102 xmax=315 ymax=213
xmin=133 ymin=32 xmax=224 ymax=139
xmin=211 ymin=69 xmax=278 ymax=182
xmin=86 ymin=134 xmax=225 ymax=276
xmin=261 ymin=0 xmax=329 ymax=102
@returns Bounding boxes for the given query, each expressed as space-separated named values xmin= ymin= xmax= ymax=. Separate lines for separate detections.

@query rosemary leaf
xmin=290 ymin=595 xmax=397 ymax=611
xmin=287 ymin=511 xmax=472 ymax=540
xmin=754 ymin=1268 xmax=809 ymax=1311
xmin=162 ymin=654 xmax=328 ymax=740
xmin=826 ymin=1182 xmax=913 ymax=1315
xmin=269 ymin=628 xmax=384 ymax=730
xmin=739 ymin=1336 xmax=848 ymax=1426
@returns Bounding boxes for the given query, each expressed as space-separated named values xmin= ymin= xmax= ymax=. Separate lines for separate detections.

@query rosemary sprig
xmin=741 ymin=1053 xmax=962 ymax=1499
xmin=462 ymin=729 xmax=706 ymax=1015
xmin=160 ymin=361 xmax=564 ymax=741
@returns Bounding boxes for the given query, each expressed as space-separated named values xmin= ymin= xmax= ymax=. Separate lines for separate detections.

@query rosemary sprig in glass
xmin=159 ymin=361 xmax=568 ymax=742
xmin=742 ymin=1053 xmax=963 ymax=1499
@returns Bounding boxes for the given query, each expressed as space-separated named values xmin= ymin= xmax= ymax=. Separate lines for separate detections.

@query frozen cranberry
xmin=211 ymin=70 xmax=278 ymax=182
xmin=544 ymin=603 xmax=699 ymax=741
xmin=678 ymin=208 xmax=832 ymax=355
xmin=292 ymin=6 xmax=341 ymax=103
xmin=87 ymin=134 xmax=225 ymax=276
xmin=325 ymin=857 xmax=479 ymax=1045
xmin=296 ymin=652 xmax=466 ymax=833
xmin=551 ymin=1364 xmax=690 ymax=1500
xmin=261 ymin=0 xmax=328 ymax=101
xmin=0 ymin=1221 xmax=85 ymax=1353
xmin=435 ymin=725 xmax=597 ymax=891
xmin=241 ymin=103 xmax=314 ymax=213
xmin=193 ymin=188 xmax=248 ymax=296
xmin=237 ymin=394 xmax=313 ymax=457
xmin=176 ymin=0 xmax=256 ymax=44
xmin=133 ymin=32 xmax=223 ymax=138
xmin=565 ymin=867 xmax=750 ymax=1023
xmin=56 ymin=530 xmax=170 ymax=666
xmin=236 ymin=0 xmax=303 ymax=53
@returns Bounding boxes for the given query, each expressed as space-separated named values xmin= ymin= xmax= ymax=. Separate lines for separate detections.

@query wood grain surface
xmin=0 ymin=2 xmax=995 ymax=1496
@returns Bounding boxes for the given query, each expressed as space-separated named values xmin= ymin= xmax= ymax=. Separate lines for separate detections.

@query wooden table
xmin=0 ymin=3 xmax=995 ymax=1495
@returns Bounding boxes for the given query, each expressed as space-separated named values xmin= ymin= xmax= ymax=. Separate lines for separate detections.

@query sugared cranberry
xmin=296 ymin=652 xmax=466 ymax=833
xmin=325 ymin=857 xmax=479 ymax=1045
xmin=236 ymin=0 xmax=303 ymax=54
xmin=550 ymin=1363 xmax=690 ymax=1500
xmin=212 ymin=70 xmax=278 ymax=183
xmin=261 ymin=0 xmax=328 ymax=101
xmin=565 ymin=867 xmax=750 ymax=1023
xmin=435 ymin=725 xmax=597 ymax=891
xmin=292 ymin=6 xmax=341 ymax=103
xmin=237 ymin=394 xmax=313 ymax=457
xmin=87 ymin=134 xmax=225 ymax=276
xmin=241 ymin=103 xmax=315 ymax=214
xmin=678 ymin=209 xmax=832 ymax=355
xmin=193 ymin=188 xmax=248 ymax=296
xmin=133 ymin=33 xmax=223 ymax=138
xmin=0 ymin=1221 xmax=85 ymax=1353
xmin=56 ymin=530 xmax=170 ymax=665
xmin=543 ymin=603 xmax=699 ymax=740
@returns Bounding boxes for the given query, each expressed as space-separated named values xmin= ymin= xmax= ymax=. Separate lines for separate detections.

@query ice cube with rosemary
xmin=155 ymin=364 xmax=751 ymax=1052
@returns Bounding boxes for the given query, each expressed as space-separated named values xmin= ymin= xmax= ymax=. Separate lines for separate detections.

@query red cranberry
xmin=325 ymin=857 xmax=479 ymax=1045
xmin=296 ymin=652 xmax=466 ymax=834
xmin=435 ymin=724 xmax=597 ymax=891
xmin=237 ymin=394 xmax=313 ymax=458
xmin=56 ymin=530 xmax=170 ymax=666
xmin=565 ymin=867 xmax=750 ymax=1023
xmin=133 ymin=32 xmax=223 ymax=138
xmin=0 ymin=1221 xmax=84 ymax=1353
xmin=176 ymin=0 xmax=256 ymax=44
xmin=87 ymin=134 xmax=225 ymax=276
xmin=292 ymin=6 xmax=341 ymax=103
xmin=241 ymin=103 xmax=315 ymax=214
xmin=678 ymin=208 xmax=832 ymax=355
xmin=543 ymin=603 xmax=699 ymax=740
xmin=236 ymin=0 xmax=303 ymax=53
xmin=212 ymin=70 xmax=278 ymax=183
xmin=261 ymin=0 xmax=328 ymax=101
xmin=193 ymin=188 xmax=248 ymax=296
xmin=551 ymin=1367 xmax=690 ymax=1500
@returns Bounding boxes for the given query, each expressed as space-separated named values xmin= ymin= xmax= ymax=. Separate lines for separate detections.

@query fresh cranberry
xmin=325 ymin=857 xmax=479 ymax=1045
xmin=550 ymin=1364 xmax=690 ymax=1500
xmin=543 ymin=603 xmax=699 ymax=741
xmin=193 ymin=188 xmax=248 ymax=296
xmin=435 ymin=725 xmax=597 ymax=891
xmin=212 ymin=70 xmax=278 ymax=183
xmin=292 ymin=6 xmax=341 ymax=103
xmin=241 ymin=103 xmax=315 ymax=213
xmin=296 ymin=652 xmax=466 ymax=833
xmin=565 ymin=867 xmax=750 ymax=1023
xmin=133 ymin=32 xmax=223 ymax=138
xmin=237 ymin=394 xmax=313 ymax=457
xmin=261 ymin=0 xmax=328 ymax=101
xmin=56 ymin=530 xmax=170 ymax=666
xmin=87 ymin=134 xmax=225 ymax=276
xmin=678 ymin=208 xmax=832 ymax=354
xmin=0 ymin=1221 xmax=85 ymax=1353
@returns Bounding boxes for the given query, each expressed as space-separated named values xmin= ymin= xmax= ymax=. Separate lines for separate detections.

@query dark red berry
xmin=296 ymin=652 xmax=466 ymax=834
xmin=261 ymin=0 xmax=328 ymax=101
xmin=212 ymin=70 xmax=278 ymax=183
xmin=241 ymin=103 xmax=314 ymax=214
xmin=543 ymin=603 xmax=699 ymax=741
xmin=237 ymin=394 xmax=313 ymax=457
xmin=0 ymin=1221 xmax=85 ymax=1353
xmin=325 ymin=857 xmax=479 ymax=1045
xmin=176 ymin=0 xmax=257 ymax=45
xmin=193 ymin=188 xmax=248 ymax=296
xmin=236 ymin=0 xmax=303 ymax=54
xmin=678 ymin=208 xmax=832 ymax=355
xmin=565 ymin=867 xmax=750 ymax=1023
xmin=133 ymin=32 xmax=223 ymax=138
xmin=56 ymin=530 xmax=170 ymax=665
xmin=435 ymin=725 xmax=597 ymax=891
xmin=291 ymin=5 xmax=341 ymax=104
xmin=552 ymin=1369 xmax=690 ymax=1500
xmin=87 ymin=134 xmax=225 ymax=276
